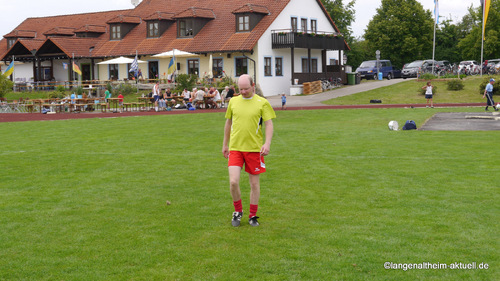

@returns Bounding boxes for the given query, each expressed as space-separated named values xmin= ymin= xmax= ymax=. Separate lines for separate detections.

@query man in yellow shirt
xmin=222 ymin=74 xmax=276 ymax=227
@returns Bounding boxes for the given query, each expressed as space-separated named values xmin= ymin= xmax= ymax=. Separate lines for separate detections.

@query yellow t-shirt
xmin=225 ymin=94 xmax=276 ymax=152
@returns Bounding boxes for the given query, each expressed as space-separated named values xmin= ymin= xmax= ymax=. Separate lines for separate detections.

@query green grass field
xmin=0 ymin=107 xmax=498 ymax=280
xmin=324 ymin=75 xmax=500 ymax=105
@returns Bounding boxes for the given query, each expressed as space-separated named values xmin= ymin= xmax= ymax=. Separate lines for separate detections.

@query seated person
xmin=209 ymin=86 xmax=221 ymax=109
xmin=182 ymin=88 xmax=191 ymax=105
xmin=225 ymin=85 xmax=235 ymax=103
xmin=191 ymin=88 xmax=206 ymax=108
xmin=164 ymin=88 xmax=176 ymax=107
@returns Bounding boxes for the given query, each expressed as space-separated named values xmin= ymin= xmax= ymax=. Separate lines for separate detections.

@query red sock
xmin=233 ymin=199 xmax=242 ymax=213
xmin=249 ymin=204 xmax=258 ymax=218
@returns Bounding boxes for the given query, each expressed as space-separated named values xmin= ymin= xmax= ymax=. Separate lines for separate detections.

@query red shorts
xmin=228 ymin=151 xmax=266 ymax=175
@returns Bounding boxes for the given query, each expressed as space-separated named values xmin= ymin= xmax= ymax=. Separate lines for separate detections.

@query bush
xmin=419 ymin=85 xmax=438 ymax=95
xmin=447 ymin=79 xmax=464 ymax=91
xmin=419 ymin=73 xmax=437 ymax=80
xmin=0 ymin=74 xmax=14 ymax=98
xmin=478 ymin=77 xmax=499 ymax=95
xmin=175 ymin=74 xmax=198 ymax=92
xmin=115 ymin=83 xmax=136 ymax=95
xmin=106 ymin=82 xmax=113 ymax=93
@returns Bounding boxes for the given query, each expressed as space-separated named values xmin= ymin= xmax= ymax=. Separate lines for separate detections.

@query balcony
xmin=272 ymin=29 xmax=347 ymax=50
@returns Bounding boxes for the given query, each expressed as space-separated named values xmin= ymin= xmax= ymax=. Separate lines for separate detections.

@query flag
xmin=434 ymin=0 xmax=439 ymax=24
xmin=483 ymin=0 xmax=491 ymax=40
xmin=168 ymin=57 xmax=175 ymax=74
xmin=73 ymin=62 xmax=82 ymax=76
xmin=129 ymin=53 xmax=138 ymax=77
xmin=3 ymin=60 xmax=14 ymax=77
xmin=62 ymin=62 xmax=68 ymax=70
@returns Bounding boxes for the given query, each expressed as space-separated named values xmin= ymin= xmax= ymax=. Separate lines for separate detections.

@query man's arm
xmin=222 ymin=119 xmax=232 ymax=158
xmin=260 ymin=119 xmax=274 ymax=156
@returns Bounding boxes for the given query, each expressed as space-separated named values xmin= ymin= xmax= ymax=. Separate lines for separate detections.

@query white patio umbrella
xmin=152 ymin=49 xmax=197 ymax=58
xmin=208 ymin=53 xmax=213 ymax=78
xmin=97 ymin=56 xmax=146 ymax=64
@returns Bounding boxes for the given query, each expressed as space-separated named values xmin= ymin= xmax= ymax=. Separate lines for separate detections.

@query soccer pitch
xmin=0 ymin=108 xmax=498 ymax=280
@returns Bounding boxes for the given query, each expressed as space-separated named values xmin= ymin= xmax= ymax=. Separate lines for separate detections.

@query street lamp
xmin=375 ymin=50 xmax=380 ymax=80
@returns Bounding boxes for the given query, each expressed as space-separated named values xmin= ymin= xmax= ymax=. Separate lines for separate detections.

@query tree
xmin=346 ymin=38 xmax=372 ymax=69
xmin=0 ymin=74 xmax=14 ymax=98
xmin=364 ymin=0 xmax=434 ymax=69
xmin=457 ymin=0 xmax=500 ymax=61
xmin=321 ymin=0 xmax=356 ymax=43
xmin=434 ymin=18 xmax=462 ymax=63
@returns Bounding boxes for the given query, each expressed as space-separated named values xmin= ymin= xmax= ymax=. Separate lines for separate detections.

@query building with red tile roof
xmin=1 ymin=0 xmax=349 ymax=96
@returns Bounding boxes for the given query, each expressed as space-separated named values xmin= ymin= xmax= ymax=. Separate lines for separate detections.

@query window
xmin=311 ymin=19 xmax=317 ymax=33
xmin=237 ymin=15 xmax=250 ymax=32
xmin=311 ymin=59 xmax=318 ymax=73
xmin=330 ymin=59 xmax=338 ymax=65
xmin=235 ymin=58 xmax=248 ymax=77
xmin=109 ymin=64 xmax=119 ymax=80
xmin=7 ymin=39 xmax=16 ymax=49
xmin=111 ymin=25 xmax=121 ymax=40
xmin=301 ymin=58 xmax=308 ymax=73
xmin=291 ymin=17 xmax=298 ymax=32
xmin=213 ymin=58 xmax=223 ymax=78
xmin=178 ymin=19 xmax=194 ymax=37
xmin=188 ymin=59 xmax=199 ymax=75
xmin=301 ymin=18 xmax=307 ymax=33
xmin=148 ymin=21 xmax=159 ymax=38
xmin=264 ymin=57 xmax=272 ymax=76
xmin=275 ymin=57 xmax=283 ymax=76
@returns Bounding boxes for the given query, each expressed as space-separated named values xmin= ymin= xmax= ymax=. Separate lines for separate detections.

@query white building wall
xmin=256 ymin=0 xmax=343 ymax=96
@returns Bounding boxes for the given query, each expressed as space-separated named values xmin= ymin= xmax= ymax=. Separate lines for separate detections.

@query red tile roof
xmin=43 ymin=27 xmax=76 ymax=36
xmin=1 ymin=0 xmax=349 ymax=60
xmin=42 ymin=37 xmax=100 ymax=58
xmin=232 ymin=4 xmax=270 ymax=15
xmin=0 ymin=9 xmax=129 ymax=60
xmin=143 ymin=12 xmax=176 ymax=21
xmin=4 ymin=30 xmax=36 ymax=38
xmin=172 ymin=7 xmax=216 ymax=19
xmin=74 ymin=25 xmax=107 ymax=33
xmin=107 ymin=15 xmax=142 ymax=24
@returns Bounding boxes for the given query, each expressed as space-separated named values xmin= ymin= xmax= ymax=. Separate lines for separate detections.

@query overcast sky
xmin=0 ymin=0 xmax=477 ymax=39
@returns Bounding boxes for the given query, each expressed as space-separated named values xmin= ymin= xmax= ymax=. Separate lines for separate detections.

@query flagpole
xmin=480 ymin=1 xmax=485 ymax=77
xmin=136 ymin=50 xmax=139 ymax=94
xmin=432 ymin=0 xmax=437 ymax=75
xmin=432 ymin=21 xmax=436 ymax=75
xmin=12 ymin=55 xmax=15 ymax=92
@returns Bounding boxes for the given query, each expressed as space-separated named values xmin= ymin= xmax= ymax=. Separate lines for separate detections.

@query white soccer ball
xmin=388 ymin=121 xmax=399 ymax=131
xmin=496 ymin=103 xmax=500 ymax=110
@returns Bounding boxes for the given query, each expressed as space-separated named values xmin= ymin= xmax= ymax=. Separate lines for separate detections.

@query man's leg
xmin=229 ymin=166 xmax=243 ymax=227
xmin=248 ymin=174 xmax=260 ymax=226
xmin=228 ymin=166 xmax=242 ymax=202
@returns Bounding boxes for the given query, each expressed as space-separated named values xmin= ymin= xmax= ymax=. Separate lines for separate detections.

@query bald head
xmin=238 ymin=74 xmax=254 ymax=98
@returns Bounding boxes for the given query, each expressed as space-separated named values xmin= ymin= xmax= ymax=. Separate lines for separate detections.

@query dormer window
xmin=178 ymin=19 xmax=194 ymax=37
xmin=111 ymin=25 xmax=121 ymax=40
xmin=232 ymin=4 xmax=269 ymax=33
xmin=144 ymin=12 xmax=175 ymax=39
xmin=173 ymin=7 xmax=215 ymax=39
xmin=148 ymin=21 xmax=159 ymax=38
xmin=237 ymin=15 xmax=250 ymax=32
xmin=107 ymin=15 xmax=141 ymax=40
xmin=7 ymin=39 xmax=16 ymax=49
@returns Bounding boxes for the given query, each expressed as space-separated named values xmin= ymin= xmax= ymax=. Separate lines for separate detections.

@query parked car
xmin=458 ymin=60 xmax=480 ymax=75
xmin=356 ymin=60 xmax=399 ymax=80
xmin=401 ymin=60 xmax=436 ymax=78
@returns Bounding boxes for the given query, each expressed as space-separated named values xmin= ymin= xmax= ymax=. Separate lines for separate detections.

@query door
xmin=149 ymin=61 xmax=159 ymax=80
xmin=81 ymin=64 xmax=91 ymax=81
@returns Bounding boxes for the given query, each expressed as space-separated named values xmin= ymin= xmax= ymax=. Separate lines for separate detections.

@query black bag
xmin=402 ymin=120 xmax=417 ymax=130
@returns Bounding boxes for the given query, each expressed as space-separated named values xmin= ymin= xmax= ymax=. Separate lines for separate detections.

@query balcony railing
xmin=272 ymin=29 xmax=346 ymax=50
